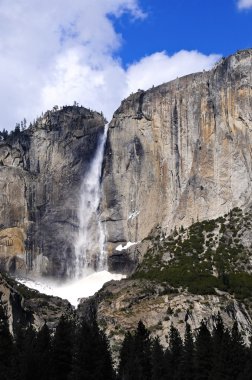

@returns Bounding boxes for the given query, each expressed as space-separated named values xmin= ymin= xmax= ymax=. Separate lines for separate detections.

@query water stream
xmin=73 ymin=124 xmax=108 ymax=278
xmin=17 ymin=123 xmax=126 ymax=306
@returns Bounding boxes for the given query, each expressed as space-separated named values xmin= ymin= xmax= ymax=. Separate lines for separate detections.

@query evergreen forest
xmin=1 ymin=302 xmax=252 ymax=380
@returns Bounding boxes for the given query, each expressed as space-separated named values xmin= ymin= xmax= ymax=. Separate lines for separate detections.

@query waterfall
xmin=73 ymin=124 xmax=108 ymax=278
xmin=17 ymin=123 xmax=126 ymax=305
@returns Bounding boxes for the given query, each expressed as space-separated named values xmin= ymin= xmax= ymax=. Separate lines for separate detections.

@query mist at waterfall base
xmin=17 ymin=124 xmax=126 ymax=307
xmin=17 ymin=271 xmax=125 ymax=307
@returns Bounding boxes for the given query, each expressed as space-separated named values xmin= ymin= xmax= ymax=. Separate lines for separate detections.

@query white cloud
xmin=237 ymin=0 xmax=252 ymax=9
xmin=126 ymin=50 xmax=220 ymax=95
xmin=0 ymin=0 xmax=220 ymax=130
xmin=41 ymin=48 xmax=221 ymax=122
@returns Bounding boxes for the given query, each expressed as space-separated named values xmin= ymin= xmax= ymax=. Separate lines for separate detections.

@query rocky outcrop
xmin=0 ymin=272 xmax=73 ymax=333
xmin=101 ymin=49 xmax=252 ymax=272
xmin=78 ymin=278 xmax=252 ymax=355
xmin=0 ymin=106 xmax=105 ymax=277
xmin=78 ymin=206 xmax=252 ymax=354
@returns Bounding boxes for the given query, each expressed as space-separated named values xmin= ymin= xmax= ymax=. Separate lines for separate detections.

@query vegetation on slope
xmin=133 ymin=207 xmax=252 ymax=300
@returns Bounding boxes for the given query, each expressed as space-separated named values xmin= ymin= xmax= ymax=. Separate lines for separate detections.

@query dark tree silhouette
xmin=50 ymin=316 xmax=74 ymax=380
xmin=178 ymin=323 xmax=195 ymax=380
xmin=70 ymin=318 xmax=114 ymax=380
xmin=119 ymin=321 xmax=152 ymax=380
xmin=118 ymin=331 xmax=135 ymax=380
xmin=34 ymin=323 xmax=51 ymax=380
xmin=195 ymin=321 xmax=212 ymax=380
xmin=169 ymin=324 xmax=183 ymax=379
xmin=0 ymin=304 xmax=251 ymax=380
xmin=151 ymin=337 xmax=166 ymax=380
xmin=0 ymin=302 xmax=14 ymax=380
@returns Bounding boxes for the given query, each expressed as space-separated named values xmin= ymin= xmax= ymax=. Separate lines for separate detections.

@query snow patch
xmin=116 ymin=241 xmax=139 ymax=251
xmin=128 ymin=210 xmax=140 ymax=220
xmin=17 ymin=270 xmax=126 ymax=308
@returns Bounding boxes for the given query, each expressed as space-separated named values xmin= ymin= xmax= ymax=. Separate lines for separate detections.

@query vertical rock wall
xmin=0 ymin=106 xmax=105 ymax=277
xmin=101 ymin=49 xmax=252 ymax=271
xmin=1 ymin=49 xmax=252 ymax=277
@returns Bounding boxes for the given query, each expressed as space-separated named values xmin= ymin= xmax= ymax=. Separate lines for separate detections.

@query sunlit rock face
xmin=78 ymin=279 xmax=252 ymax=352
xmin=1 ymin=49 xmax=252 ymax=279
xmin=101 ymin=49 xmax=252 ymax=272
xmin=0 ymin=106 xmax=105 ymax=277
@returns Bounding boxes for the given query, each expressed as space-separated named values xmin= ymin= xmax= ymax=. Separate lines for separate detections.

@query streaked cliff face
xmin=0 ymin=107 xmax=105 ymax=277
xmin=0 ymin=50 xmax=251 ymax=277
xmin=101 ymin=49 xmax=252 ymax=271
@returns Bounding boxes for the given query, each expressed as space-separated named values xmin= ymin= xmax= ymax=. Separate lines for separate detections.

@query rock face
xmin=0 ymin=106 xmax=105 ymax=277
xmin=1 ymin=51 xmax=252 ymax=348
xmin=1 ymin=49 xmax=252 ymax=279
xmin=78 ymin=207 xmax=252 ymax=354
xmin=78 ymin=278 xmax=252 ymax=355
xmin=0 ymin=272 xmax=73 ymax=333
xmin=101 ymin=49 xmax=252 ymax=272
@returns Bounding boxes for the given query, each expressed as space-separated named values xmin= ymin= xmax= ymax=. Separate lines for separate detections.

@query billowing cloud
xmin=237 ymin=0 xmax=252 ymax=9
xmin=0 ymin=0 xmax=220 ymax=130
xmin=126 ymin=50 xmax=220 ymax=95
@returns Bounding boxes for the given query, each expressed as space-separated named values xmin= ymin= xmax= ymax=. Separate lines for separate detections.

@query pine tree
xmin=118 ymin=321 xmax=152 ymax=380
xmin=195 ymin=321 xmax=213 ymax=380
xmin=34 ymin=323 xmax=51 ymax=380
xmin=19 ymin=326 xmax=37 ymax=380
xmin=169 ymin=324 xmax=183 ymax=379
xmin=238 ymin=335 xmax=252 ymax=380
xmin=210 ymin=313 xmax=225 ymax=380
xmin=1 ymin=129 xmax=8 ymax=140
xmin=178 ymin=323 xmax=195 ymax=380
xmin=90 ymin=319 xmax=114 ymax=380
xmin=13 ymin=324 xmax=27 ymax=380
xmin=0 ymin=302 xmax=14 ymax=380
xmin=50 ymin=316 xmax=74 ymax=380
xmin=151 ymin=337 xmax=166 ymax=380
xmin=70 ymin=319 xmax=114 ymax=380
xmin=163 ymin=347 xmax=172 ymax=380
xmin=134 ymin=320 xmax=152 ymax=380
xmin=118 ymin=331 xmax=135 ymax=380
xmin=228 ymin=321 xmax=246 ymax=379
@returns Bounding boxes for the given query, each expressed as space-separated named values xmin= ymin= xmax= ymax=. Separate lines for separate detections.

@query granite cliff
xmin=0 ymin=48 xmax=252 ymax=351
xmin=1 ymin=49 xmax=252 ymax=278
xmin=0 ymin=106 xmax=105 ymax=277
xmin=101 ymin=49 xmax=252 ymax=272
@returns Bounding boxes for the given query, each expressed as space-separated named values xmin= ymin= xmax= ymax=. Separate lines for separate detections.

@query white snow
xmin=115 ymin=241 xmax=139 ymax=251
xmin=17 ymin=270 xmax=126 ymax=308
xmin=128 ymin=210 xmax=140 ymax=220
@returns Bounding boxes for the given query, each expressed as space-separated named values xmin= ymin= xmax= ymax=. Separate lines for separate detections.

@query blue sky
xmin=0 ymin=0 xmax=251 ymax=130
xmin=114 ymin=0 xmax=252 ymax=65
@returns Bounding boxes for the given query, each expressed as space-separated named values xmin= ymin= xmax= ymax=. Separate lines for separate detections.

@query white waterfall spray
xmin=17 ymin=123 xmax=126 ymax=306
xmin=74 ymin=124 xmax=108 ymax=278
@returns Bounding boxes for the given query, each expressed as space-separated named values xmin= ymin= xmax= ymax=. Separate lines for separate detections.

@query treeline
xmin=0 ymin=302 xmax=252 ymax=380
xmin=0 ymin=121 xmax=27 ymax=141
xmin=119 ymin=318 xmax=251 ymax=380
xmin=0 ymin=303 xmax=113 ymax=380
